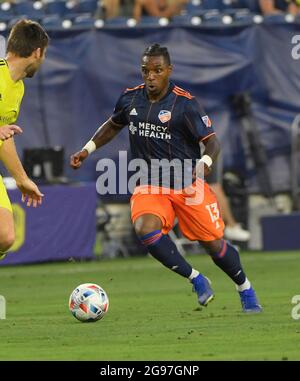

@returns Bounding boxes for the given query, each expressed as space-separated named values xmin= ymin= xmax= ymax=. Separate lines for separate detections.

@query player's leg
xmin=131 ymin=189 xmax=212 ymax=305
xmin=134 ymin=213 xmax=194 ymax=278
xmin=174 ymin=182 xmax=261 ymax=312
xmin=199 ymin=239 xmax=262 ymax=313
xmin=0 ymin=179 xmax=15 ymax=259
xmin=0 ymin=208 xmax=15 ymax=255
xmin=200 ymin=239 xmax=247 ymax=287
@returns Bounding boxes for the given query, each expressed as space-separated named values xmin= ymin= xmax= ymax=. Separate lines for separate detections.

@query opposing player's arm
xmin=70 ymin=118 xmax=124 ymax=170
xmin=0 ymin=138 xmax=44 ymax=207
xmin=0 ymin=125 xmax=23 ymax=141
xmin=0 ymin=138 xmax=28 ymax=183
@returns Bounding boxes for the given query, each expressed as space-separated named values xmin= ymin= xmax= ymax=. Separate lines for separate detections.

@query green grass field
xmin=0 ymin=251 xmax=299 ymax=360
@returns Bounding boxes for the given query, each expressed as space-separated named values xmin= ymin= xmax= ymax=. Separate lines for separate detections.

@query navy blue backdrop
xmin=2 ymin=23 xmax=300 ymax=196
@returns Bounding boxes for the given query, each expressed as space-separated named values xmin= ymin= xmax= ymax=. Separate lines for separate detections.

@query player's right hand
xmin=70 ymin=150 xmax=88 ymax=170
xmin=0 ymin=125 xmax=23 ymax=141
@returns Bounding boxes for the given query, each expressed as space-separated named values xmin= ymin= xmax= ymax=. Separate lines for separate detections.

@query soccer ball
xmin=69 ymin=283 xmax=109 ymax=322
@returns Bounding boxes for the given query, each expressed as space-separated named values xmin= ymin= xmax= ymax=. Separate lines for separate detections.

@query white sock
xmin=188 ymin=269 xmax=200 ymax=281
xmin=236 ymin=278 xmax=251 ymax=292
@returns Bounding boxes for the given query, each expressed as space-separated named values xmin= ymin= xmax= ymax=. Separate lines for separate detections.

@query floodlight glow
xmin=62 ymin=20 xmax=72 ymax=29
xmin=191 ymin=16 xmax=201 ymax=26
xmin=94 ymin=19 xmax=104 ymax=28
xmin=127 ymin=18 xmax=137 ymax=27
xmin=1 ymin=2 xmax=11 ymax=11
xmin=253 ymin=15 xmax=264 ymax=24
xmin=159 ymin=17 xmax=169 ymax=26
xmin=0 ymin=22 xmax=7 ymax=32
xmin=222 ymin=15 xmax=233 ymax=25
xmin=33 ymin=1 xmax=43 ymax=10
xmin=285 ymin=14 xmax=295 ymax=23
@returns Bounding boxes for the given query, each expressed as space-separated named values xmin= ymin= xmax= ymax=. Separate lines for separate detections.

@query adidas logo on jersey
xmin=130 ymin=108 xmax=138 ymax=116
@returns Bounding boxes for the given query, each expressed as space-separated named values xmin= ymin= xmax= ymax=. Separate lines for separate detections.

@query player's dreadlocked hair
xmin=143 ymin=43 xmax=171 ymax=65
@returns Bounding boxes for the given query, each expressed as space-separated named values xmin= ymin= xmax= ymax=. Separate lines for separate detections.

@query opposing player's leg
xmin=131 ymin=187 xmax=213 ymax=306
xmin=0 ymin=178 xmax=15 ymax=260
xmin=174 ymin=181 xmax=262 ymax=312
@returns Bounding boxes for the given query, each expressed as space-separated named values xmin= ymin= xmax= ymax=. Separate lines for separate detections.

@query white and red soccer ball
xmin=69 ymin=283 xmax=109 ymax=322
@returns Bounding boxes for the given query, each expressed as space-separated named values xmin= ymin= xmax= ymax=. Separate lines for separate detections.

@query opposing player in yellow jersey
xmin=0 ymin=19 xmax=49 ymax=260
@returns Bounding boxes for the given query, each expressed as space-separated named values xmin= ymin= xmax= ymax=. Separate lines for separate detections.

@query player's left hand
xmin=17 ymin=178 xmax=44 ymax=207
xmin=203 ymin=164 xmax=211 ymax=177
xmin=192 ymin=163 xmax=211 ymax=181
xmin=0 ymin=125 xmax=23 ymax=141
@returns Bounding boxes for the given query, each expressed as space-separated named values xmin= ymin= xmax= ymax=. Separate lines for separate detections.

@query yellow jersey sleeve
xmin=0 ymin=59 xmax=25 ymax=148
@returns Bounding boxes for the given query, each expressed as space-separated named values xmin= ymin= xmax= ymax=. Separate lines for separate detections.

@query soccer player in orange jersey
xmin=70 ymin=44 xmax=262 ymax=313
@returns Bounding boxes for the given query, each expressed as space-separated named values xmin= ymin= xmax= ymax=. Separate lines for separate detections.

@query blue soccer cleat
xmin=191 ymin=274 xmax=214 ymax=307
xmin=239 ymin=287 xmax=262 ymax=313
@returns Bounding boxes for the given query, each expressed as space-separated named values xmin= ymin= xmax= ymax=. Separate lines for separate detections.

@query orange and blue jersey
xmin=111 ymin=81 xmax=215 ymax=189
xmin=112 ymin=81 xmax=214 ymax=162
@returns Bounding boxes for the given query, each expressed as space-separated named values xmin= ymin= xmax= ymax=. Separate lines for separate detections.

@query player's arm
xmin=199 ymin=134 xmax=221 ymax=177
xmin=70 ymin=118 xmax=124 ymax=170
xmin=0 ymin=138 xmax=44 ymax=207
xmin=184 ymin=97 xmax=219 ymax=178
xmin=201 ymin=133 xmax=220 ymax=163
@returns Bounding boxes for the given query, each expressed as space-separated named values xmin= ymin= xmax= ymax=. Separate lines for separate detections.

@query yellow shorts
xmin=0 ymin=175 xmax=12 ymax=213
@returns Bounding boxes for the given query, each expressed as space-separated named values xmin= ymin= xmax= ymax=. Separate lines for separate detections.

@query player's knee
xmin=200 ymin=239 xmax=223 ymax=257
xmin=134 ymin=216 xmax=162 ymax=237
xmin=135 ymin=224 xmax=161 ymax=237
xmin=0 ymin=233 xmax=15 ymax=252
